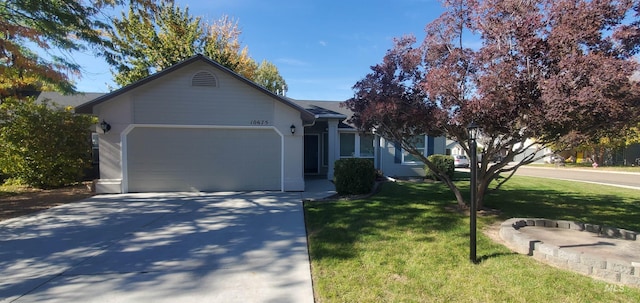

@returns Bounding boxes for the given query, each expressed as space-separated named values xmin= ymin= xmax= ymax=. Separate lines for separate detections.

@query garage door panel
xmin=127 ymin=127 xmax=281 ymax=192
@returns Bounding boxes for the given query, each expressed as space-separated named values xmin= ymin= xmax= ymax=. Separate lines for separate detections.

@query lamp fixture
xmin=290 ymin=124 xmax=296 ymax=134
xmin=100 ymin=120 xmax=111 ymax=134
xmin=467 ymin=121 xmax=479 ymax=140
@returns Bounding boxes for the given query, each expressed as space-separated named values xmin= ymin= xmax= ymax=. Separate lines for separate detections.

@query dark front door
xmin=304 ymin=134 xmax=319 ymax=174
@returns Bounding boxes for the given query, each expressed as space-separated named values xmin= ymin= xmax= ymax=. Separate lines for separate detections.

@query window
xmin=340 ymin=133 xmax=376 ymax=159
xmin=360 ymin=134 xmax=375 ymax=158
xmin=340 ymin=133 xmax=355 ymax=157
xmin=402 ymin=135 xmax=425 ymax=163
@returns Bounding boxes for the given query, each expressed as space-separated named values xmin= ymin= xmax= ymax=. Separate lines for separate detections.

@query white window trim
xmin=339 ymin=132 xmax=376 ymax=159
xmin=339 ymin=132 xmax=356 ymax=158
xmin=401 ymin=135 xmax=427 ymax=165
xmin=358 ymin=134 xmax=375 ymax=159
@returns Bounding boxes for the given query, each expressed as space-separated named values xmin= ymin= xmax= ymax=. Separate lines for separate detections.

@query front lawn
xmin=305 ymin=177 xmax=640 ymax=302
xmin=535 ymin=163 xmax=640 ymax=173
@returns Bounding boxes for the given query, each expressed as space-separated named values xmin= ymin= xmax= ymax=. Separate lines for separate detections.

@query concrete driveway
xmin=0 ymin=191 xmax=315 ymax=302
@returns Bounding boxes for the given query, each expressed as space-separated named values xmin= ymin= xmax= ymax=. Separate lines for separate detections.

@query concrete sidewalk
xmin=0 ymin=189 xmax=334 ymax=303
xmin=301 ymin=178 xmax=337 ymax=201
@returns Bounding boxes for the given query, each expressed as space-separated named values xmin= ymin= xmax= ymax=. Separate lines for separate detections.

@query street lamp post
xmin=467 ymin=122 xmax=479 ymax=264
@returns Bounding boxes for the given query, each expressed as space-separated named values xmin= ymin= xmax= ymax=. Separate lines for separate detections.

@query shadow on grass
xmin=476 ymin=251 xmax=519 ymax=263
xmin=304 ymin=181 xmax=464 ymax=261
xmin=453 ymin=170 xmax=471 ymax=181
xmin=484 ymin=179 xmax=640 ymax=232
xmin=306 ymin=176 xmax=640 ymax=264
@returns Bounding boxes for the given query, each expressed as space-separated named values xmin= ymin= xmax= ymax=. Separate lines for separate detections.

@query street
xmin=514 ymin=166 xmax=640 ymax=190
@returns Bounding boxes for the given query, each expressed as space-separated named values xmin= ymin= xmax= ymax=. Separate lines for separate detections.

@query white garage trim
xmin=121 ymin=124 xmax=285 ymax=193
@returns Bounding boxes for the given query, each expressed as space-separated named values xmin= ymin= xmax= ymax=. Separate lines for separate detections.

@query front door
xmin=304 ymin=134 xmax=319 ymax=174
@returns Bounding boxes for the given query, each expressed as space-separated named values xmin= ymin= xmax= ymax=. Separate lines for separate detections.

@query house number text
xmin=250 ymin=120 xmax=269 ymax=125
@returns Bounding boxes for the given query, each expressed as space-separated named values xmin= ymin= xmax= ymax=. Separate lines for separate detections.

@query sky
xmin=71 ymin=0 xmax=445 ymax=101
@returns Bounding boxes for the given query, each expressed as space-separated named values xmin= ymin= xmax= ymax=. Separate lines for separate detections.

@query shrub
xmin=0 ymin=98 xmax=96 ymax=188
xmin=334 ymin=158 xmax=376 ymax=195
xmin=425 ymin=154 xmax=454 ymax=181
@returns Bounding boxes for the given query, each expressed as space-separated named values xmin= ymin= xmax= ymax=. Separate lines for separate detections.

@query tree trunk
xmin=476 ymin=167 xmax=499 ymax=210
xmin=439 ymin=176 xmax=467 ymax=209
xmin=423 ymin=158 xmax=468 ymax=209
xmin=476 ymin=179 xmax=488 ymax=210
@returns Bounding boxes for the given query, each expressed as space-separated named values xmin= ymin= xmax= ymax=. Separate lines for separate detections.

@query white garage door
xmin=126 ymin=127 xmax=282 ymax=192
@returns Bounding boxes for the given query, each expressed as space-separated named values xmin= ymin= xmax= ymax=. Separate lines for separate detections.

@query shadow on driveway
xmin=0 ymin=192 xmax=313 ymax=303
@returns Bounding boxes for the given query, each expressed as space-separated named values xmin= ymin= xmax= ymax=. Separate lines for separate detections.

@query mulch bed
xmin=0 ymin=183 xmax=95 ymax=222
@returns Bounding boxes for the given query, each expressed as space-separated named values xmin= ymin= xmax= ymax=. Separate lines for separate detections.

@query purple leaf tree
xmin=344 ymin=0 xmax=640 ymax=209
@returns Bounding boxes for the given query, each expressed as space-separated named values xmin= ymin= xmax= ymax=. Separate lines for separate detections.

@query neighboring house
xmin=446 ymin=137 xmax=552 ymax=164
xmin=72 ymin=54 xmax=445 ymax=194
xmin=445 ymin=139 xmax=465 ymax=156
xmin=36 ymin=91 xmax=105 ymax=109
xmin=512 ymin=139 xmax=553 ymax=164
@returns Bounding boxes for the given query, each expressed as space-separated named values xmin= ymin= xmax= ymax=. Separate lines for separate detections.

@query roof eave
xmin=315 ymin=114 xmax=348 ymax=119
xmin=75 ymin=54 xmax=316 ymax=123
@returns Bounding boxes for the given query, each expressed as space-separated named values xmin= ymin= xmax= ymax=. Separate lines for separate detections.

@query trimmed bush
xmin=334 ymin=158 xmax=376 ymax=195
xmin=425 ymin=154 xmax=454 ymax=180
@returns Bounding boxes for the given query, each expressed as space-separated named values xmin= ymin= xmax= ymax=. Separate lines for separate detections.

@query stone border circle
xmin=499 ymin=218 xmax=640 ymax=288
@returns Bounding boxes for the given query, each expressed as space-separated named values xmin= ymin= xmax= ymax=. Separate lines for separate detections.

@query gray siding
xmin=91 ymin=59 xmax=308 ymax=193
xmin=379 ymin=136 xmax=447 ymax=177
xmin=133 ymin=65 xmax=275 ymax=126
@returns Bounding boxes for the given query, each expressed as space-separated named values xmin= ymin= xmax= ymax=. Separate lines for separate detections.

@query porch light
xmin=100 ymin=120 xmax=111 ymax=134
xmin=467 ymin=121 xmax=480 ymax=264
xmin=290 ymin=124 xmax=296 ymax=134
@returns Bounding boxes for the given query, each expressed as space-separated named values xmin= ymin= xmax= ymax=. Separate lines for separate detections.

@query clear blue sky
xmin=72 ymin=0 xmax=444 ymax=101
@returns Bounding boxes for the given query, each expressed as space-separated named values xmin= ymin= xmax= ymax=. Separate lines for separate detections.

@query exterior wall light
xmin=100 ymin=120 xmax=111 ymax=134
xmin=290 ymin=124 xmax=296 ymax=134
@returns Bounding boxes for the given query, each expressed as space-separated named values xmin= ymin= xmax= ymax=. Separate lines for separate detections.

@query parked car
xmin=453 ymin=155 xmax=469 ymax=168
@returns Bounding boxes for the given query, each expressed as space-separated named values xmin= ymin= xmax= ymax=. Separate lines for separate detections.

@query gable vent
xmin=192 ymin=71 xmax=217 ymax=87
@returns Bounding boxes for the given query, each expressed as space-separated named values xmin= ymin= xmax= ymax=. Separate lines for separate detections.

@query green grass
xmin=305 ymin=177 xmax=640 ymax=302
xmin=485 ymin=176 xmax=640 ymax=231
xmin=535 ymin=163 xmax=640 ymax=172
